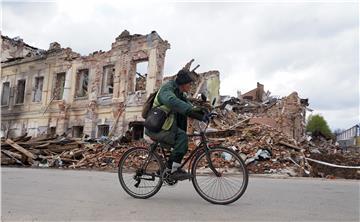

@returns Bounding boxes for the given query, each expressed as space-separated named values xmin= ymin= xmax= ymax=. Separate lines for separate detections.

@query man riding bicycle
xmin=145 ymin=69 xmax=208 ymax=181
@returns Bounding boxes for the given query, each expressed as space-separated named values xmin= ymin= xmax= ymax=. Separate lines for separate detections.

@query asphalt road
xmin=1 ymin=167 xmax=359 ymax=221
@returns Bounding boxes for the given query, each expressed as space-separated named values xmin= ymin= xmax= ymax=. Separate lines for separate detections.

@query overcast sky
xmin=1 ymin=0 xmax=359 ymax=130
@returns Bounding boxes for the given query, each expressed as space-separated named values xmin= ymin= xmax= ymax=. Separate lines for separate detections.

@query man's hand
xmin=202 ymin=114 xmax=210 ymax=123
xmin=187 ymin=107 xmax=208 ymax=122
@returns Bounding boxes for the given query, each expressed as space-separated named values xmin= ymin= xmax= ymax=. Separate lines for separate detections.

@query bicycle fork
xmin=204 ymin=147 xmax=222 ymax=177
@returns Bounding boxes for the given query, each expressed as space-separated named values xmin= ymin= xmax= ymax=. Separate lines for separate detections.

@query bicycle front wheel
xmin=118 ymin=147 xmax=163 ymax=199
xmin=192 ymin=147 xmax=248 ymax=205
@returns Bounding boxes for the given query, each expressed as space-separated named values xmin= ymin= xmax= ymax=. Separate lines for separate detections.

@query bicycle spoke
xmin=223 ymin=178 xmax=238 ymax=192
xmin=223 ymin=176 xmax=243 ymax=190
xmin=218 ymin=178 xmax=226 ymax=200
xmin=202 ymin=177 xmax=217 ymax=194
xmin=222 ymin=177 xmax=239 ymax=195
xmin=197 ymin=175 xmax=215 ymax=188
xmin=221 ymin=179 xmax=231 ymax=200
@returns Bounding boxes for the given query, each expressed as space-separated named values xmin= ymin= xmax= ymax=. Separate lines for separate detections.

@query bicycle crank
xmin=162 ymin=169 xmax=178 ymax=186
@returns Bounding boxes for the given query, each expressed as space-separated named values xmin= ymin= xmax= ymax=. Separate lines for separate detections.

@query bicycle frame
xmin=142 ymin=120 xmax=221 ymax=178
xmin=182 ymin=132 xmax=221 ymax=177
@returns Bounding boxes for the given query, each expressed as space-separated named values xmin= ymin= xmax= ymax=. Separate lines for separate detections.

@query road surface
xmin=1 ymin=167 xmax=359 ymax=221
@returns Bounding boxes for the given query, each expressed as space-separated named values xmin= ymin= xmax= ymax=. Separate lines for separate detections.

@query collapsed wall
xmin=259 ymin=92 xmax=308 ymax=141
xmin=223 ymin=83 xmax=309 ymax=141
xmin=1 ymin=35 xmax=45 ymax=62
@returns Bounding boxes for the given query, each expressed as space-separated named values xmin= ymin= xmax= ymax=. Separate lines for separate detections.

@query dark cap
xmin=175 ymin=70 xmax=193 ymax=85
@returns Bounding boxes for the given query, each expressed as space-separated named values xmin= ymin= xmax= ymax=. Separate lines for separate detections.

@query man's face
xmin=179 ymin=82 xmax=192 ymax=93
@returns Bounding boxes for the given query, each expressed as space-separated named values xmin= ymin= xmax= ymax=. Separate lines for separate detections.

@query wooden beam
xmin=278 ymin=140 xmax=304 ymax=152
xmin=227 ymin=117 xmax=251 ymax=130
xmin=1 ymin=149 xmax=22 ymax=159
xmin=1 ymin=150 xmax=25 ymax=166
xmin=193 ymin=78 xmax=205 ymax=98
xmin=5 ymin=139 xmax=37 ymax=159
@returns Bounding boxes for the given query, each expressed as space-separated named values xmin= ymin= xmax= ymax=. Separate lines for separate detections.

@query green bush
xmin=306 ymin=114 xmax=333 ymax=139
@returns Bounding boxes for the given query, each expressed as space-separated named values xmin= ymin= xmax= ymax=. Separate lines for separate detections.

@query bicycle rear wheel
xmin=192 ymin=147 xmax=248 ymax=205
xmin=118 ymin=147 xmax=163 ymax=199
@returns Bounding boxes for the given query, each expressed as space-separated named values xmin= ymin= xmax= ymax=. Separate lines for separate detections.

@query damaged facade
xmin=1 ymin=31 xmax=170 ymax=139
xmin=1 ymin=32 xmax=304 ymax=143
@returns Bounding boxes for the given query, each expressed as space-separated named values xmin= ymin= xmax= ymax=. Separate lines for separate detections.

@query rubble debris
xmin=278 ymin=141 xmax=304 ymax=152
xmin=308 ymin=153 xmax=360 ymax=179
xmin=219 ymin=84 xmax=308 ymax=142
xmin=1 ymin=35 xmax=45 ymax=62
xmin=186 ymin=95 xmax=358 ymax=178
xmin=0 ymin=133 xmax=146 ymax=170
xmin=5 ymin=139 xmax=37 ymax=160
xmin=1 ymin=105 xmax=359 ymax=179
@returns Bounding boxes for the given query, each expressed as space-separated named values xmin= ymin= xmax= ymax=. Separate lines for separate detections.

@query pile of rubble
xmin=189 ymin=94 xmax=359 ymax=179
xmin=1 ymin=116 xmax=359 ymax=179
xmin=0 ymin=134 xmax=146 ymax=170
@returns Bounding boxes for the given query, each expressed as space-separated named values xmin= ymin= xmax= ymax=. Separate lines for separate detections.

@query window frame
xmin=15 ymin=79 xmax=26 ymax=105
xmin=32 ymin=76 xmax=44 ymax=103
xmin=1 ymin=81 xmax=11 ymax=106
xmin=75 ymin=69 xmax=89 ymax=99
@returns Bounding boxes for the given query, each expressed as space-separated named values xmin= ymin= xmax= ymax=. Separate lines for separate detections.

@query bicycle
xmin=118 ymin=112 xmax=249 ymax=205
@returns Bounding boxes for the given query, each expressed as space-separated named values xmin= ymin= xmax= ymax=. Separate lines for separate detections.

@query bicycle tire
xmin=118 ymin=147 xmax=163 ymax=199
xmin=191 ymin=146 xmax=249 ymax=205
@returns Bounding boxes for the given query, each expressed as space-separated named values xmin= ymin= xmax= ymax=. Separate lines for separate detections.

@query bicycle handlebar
xmin=188 ymin=112 xmax=218 ymax=136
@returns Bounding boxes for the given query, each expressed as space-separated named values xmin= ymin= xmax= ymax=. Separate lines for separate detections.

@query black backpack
xmin=141 ymin=90 xmax=158 ymax=119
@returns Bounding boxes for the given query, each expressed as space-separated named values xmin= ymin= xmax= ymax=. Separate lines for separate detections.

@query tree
xmin=333 ymin=128 xmax=344 ymax=136
xmin=306 ymin=114 xmax=333 ymax=139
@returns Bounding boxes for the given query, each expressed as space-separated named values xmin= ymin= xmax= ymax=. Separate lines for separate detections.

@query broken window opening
xmin=33 ymin=77 xmax=44 ymax=102
xmin=53 ymin=73 xmax=65 ymax=100
xmin=101 ymin=65 xmax=114 ymax=95
xmin=97 ymin=125 xmax=109 ymax=137
xmin=129 ymin=121 xmax=144 ymax=140
xmin=1 ymin=82 xmax=10 ymax=106
xmin=75 ymin=69 xmax=89 ymax=98
xmin=15 ymin=79 xmax=26 ymax=104
xmin=48 ymin=127 xmax=56 ymax=136
xmin=135 ymin=61 xmax=148 ymax=91
xmin=72 ymin=126 xmax=84 ymax=138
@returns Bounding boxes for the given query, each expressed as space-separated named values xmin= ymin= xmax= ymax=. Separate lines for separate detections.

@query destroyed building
xmin=1 ymin=31 xmax=170 ymax=139
xmin=0 ymin=31 xmax=305 ymax=143
xmin=222 ymin=83 xmax=309 ymax=141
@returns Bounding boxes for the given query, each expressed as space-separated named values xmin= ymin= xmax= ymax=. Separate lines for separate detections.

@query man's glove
xmin=188 ymin=107 xmax=209 ymax=122
xmin=202 ymin=114 xmax=210 ymax=123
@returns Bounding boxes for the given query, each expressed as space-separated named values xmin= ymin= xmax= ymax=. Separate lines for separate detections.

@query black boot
xmin=170 ymin=168 xmax=193 ymax=181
